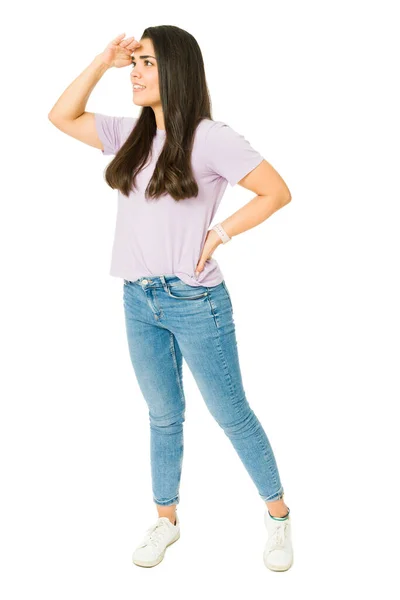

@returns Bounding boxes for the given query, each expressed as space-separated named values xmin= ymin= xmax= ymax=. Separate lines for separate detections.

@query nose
xmin=131 ymin=62 xmax=144 ymax=75
xmin=132 ymin=72 xmax=144 ymax=83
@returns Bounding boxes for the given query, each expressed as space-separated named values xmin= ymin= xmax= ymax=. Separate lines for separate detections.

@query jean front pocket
xmin=166 ymin=282 xmax=208 ymax=300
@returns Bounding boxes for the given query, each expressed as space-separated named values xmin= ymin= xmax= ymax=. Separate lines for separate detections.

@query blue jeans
xmin=123 ymin=274 xmax=284 ymax=506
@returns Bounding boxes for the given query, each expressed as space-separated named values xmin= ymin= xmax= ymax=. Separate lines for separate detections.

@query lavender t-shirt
xmin=94 ymin=113 xmax=264 ymax=287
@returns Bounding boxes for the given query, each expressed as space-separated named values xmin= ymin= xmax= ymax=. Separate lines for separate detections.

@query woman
xmin=48 ymin=25 xmax=293 ymax=571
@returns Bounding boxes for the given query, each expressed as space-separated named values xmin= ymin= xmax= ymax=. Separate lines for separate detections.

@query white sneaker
xmin=132 ymin=514 xmax=180 ymax=568
xmin=263 ymin=509 xmax=293 ymax=571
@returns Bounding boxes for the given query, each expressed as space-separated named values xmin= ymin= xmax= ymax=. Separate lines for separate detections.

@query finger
xmin=127 ymin=40 xmax=141 ymax=48
xmin=119 ymin=36 xmax=136 ymax=46
xmin=112 ymin=32 xmax=126 ymax=42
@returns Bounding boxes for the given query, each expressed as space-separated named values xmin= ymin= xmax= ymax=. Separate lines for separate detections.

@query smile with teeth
xmin=133 ymin=84 xmax=146 ymax=91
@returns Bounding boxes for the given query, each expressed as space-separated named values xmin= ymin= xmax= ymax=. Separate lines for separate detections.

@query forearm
xmin=48 ymin=54 xmax=111 ymax=121
xmin=220 ymin=194 xmax=290 ymax=241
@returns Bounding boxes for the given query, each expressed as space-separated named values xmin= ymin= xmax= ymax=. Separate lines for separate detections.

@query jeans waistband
xmin=126 ymin=275 xmax=187 ymax=289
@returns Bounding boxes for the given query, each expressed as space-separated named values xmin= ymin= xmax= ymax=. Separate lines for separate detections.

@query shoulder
xmin=194 ymin=119 xmax=264 ymax=186
xmin=120 ymin=116 xmax=139 ymax=140
xmin=94 ymin=113 xmax=138 ymax=137
xmin=93 ymin=113 xmax=139 ymax=155
xmin=197 ymin=118 xmax=227 ymax=137
xmin=197 ymin=119 xmax=244 ymax=146
xmin=194 ymin=118 xmax=234 ymax=147
xmin=122 ymin=116 xmax=138 ymax=131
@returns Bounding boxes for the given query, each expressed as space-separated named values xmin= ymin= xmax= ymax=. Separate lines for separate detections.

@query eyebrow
xmin=131 ymin=55 xmax=156 ymax=60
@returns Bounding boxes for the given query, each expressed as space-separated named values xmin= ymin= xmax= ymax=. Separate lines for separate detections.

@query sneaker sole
xmin=263 ymin=556 xmax=293 ymax=571
xmin=132 ymin=530 xmax=180 ymax=568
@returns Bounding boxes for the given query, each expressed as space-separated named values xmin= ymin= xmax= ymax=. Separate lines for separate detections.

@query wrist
xmin=93 ymin=54 xmax=112 ymax=71
xmin=211 ymin=223 xmax=232 ymax=245
xmin=209 ymin=229 xmax=223 ymax=248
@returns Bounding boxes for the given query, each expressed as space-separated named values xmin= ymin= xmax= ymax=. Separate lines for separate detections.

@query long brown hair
xmin=104 ymin=25 xmax=212 ymax=201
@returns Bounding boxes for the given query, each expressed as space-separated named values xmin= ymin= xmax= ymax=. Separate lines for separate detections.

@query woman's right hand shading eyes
xmin=100 ymin=33 xmax=142 ymax=69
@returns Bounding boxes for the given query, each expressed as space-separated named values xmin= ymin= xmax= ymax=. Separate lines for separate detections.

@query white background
xmin=1 ymin=0 xmax=399 ymax=597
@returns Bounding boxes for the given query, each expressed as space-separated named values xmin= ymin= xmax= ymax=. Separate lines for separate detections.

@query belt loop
xmin=160 ymin=275 xmax=169 ymax=293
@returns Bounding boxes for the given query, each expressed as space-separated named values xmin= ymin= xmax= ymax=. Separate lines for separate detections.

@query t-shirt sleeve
xmin=94 ymin=113 xmax=137 ymax=155
xmin=205 ymin=121 xmax=264 ymax=186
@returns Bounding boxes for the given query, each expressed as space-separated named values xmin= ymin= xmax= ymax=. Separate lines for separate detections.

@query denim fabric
xmin=123 ymin=274 xmax=284 ymax=506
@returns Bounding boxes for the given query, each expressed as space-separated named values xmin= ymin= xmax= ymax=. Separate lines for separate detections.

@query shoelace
xmin=270 ymin=521 xmax=287 ymax=548
xmin=139 ymin=519 xmax=169 ymax=548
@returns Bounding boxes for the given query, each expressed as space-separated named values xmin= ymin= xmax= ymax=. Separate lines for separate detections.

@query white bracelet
xmin=212 ymin=223 xmax=231 ymax=244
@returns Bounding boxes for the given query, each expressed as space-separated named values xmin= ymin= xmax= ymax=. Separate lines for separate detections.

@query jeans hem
xmin=260 ymin=487 xmax=285 ymax=502
xmin=153 ymin=496 xmax=179 ymax=506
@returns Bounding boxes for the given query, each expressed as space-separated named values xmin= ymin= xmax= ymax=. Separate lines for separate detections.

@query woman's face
xmin=130 ymin=38 xmax=160 ymax=107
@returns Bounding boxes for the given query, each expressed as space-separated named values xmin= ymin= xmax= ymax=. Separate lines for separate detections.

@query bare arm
xmin=48 ymin=34 xmax=140 ymax=150
xmin=48 ymin=54 xmax=111 ymax=150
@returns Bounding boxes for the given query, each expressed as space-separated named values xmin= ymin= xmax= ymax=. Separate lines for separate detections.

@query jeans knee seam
xmin=169 ymin=332 xmax=185 ymax=406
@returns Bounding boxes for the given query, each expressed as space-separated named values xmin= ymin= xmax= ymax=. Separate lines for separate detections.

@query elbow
xmin=279 ymin=191 xmax=292 ymax=207
xmin=48 ymin=110 xmax=61 ymax=122
xmin=284 ymin=184 xmax=292 ymax=204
